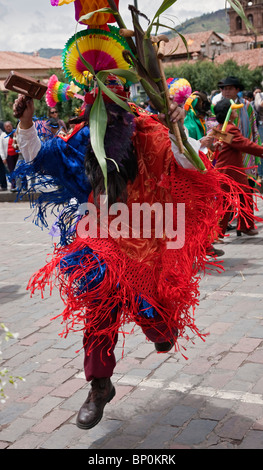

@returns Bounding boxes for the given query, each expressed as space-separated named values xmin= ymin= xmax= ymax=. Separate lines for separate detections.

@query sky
xmin=0 ymin=0 xmax=227 ymax=53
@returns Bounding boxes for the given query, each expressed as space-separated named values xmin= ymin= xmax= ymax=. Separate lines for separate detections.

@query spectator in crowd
xmin=48 ymin=107 xmax=67 ymax=134
xmin=0 ymin=121 xmax=19 ymax=191
xmin=217 ymin=76 xmax=261 ymax=188
xmin=253 ymin=87 xmax=263 ymax=181
xmin=0 ymin=121 xmax=7 ymax=191
xmin=243 ymin=90 xmax=253 ymax=102
xmin=213 ymin=97 xmax=263 ymax=237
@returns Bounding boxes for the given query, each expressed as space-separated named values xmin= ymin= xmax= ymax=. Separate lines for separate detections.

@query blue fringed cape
xmin=13 ymin=123 xmax=92 ymax=245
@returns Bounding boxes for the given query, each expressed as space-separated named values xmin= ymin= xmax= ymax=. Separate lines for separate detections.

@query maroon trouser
xmin=83 ymin=308 xmax=175 ymax=382
xmin=220 ymin=190 xmax=255 ymax=235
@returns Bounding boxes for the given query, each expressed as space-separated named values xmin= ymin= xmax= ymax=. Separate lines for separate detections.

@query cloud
xmin=0 ymin=0 xmax=227 ymax=52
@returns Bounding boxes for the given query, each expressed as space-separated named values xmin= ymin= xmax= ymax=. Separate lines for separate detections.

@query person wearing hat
xmin=213 ymin=98 xmax=263 ymax=236
xmin=217 ymin=76 xmax=261 ymax=187
xmin=253 ymin=87 xmax=263 ymax=181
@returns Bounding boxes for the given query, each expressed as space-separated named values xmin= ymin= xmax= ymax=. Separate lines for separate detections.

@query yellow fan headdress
xmin=62 ymin=26 xmax=131 ymax=88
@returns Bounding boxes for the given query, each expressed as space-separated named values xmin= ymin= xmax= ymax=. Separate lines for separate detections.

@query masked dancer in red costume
xmin=12 ymin=0 xmax=263 ymax=429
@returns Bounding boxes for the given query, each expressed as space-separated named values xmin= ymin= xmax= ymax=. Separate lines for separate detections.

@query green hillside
xmin=171 ymin=9 xmax=229 ymax=35
xmin=31 ymin=9 xmax=229 ymax=58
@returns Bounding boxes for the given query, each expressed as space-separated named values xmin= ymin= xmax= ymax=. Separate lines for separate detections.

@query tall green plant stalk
xmin=76 ymin=0 xmax=253 ymax=189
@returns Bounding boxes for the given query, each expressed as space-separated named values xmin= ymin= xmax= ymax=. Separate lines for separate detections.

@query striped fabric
xmin=234 ymin=97 xmax=261 ymax=178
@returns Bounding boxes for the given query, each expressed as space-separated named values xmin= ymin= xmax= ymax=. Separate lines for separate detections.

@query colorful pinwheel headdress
xmin=62 ymin=26 xmax=131 ymax=89
xmin=46 ymin=74 xmax=84 ymax=107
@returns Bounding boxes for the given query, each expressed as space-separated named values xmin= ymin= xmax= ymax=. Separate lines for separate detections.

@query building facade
xmin=228 ymin=0 xmax=263 ymax=36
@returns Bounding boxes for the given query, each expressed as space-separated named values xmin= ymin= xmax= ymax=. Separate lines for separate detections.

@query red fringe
xmin=26 ymin=117 xmax=263 ymax=358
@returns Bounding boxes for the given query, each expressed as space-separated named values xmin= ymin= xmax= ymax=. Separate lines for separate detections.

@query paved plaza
xmin=0 ymin=196 xmax=263 ymax=450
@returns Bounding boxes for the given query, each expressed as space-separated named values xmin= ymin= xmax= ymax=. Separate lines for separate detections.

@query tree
xmin=164 ymin=59 xmax=263 ymax=95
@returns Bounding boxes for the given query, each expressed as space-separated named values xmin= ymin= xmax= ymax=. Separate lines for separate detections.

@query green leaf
xmin=106 ymin=68 xmax=139 ymax=83
xmin=89 ymin=89 xmax=108 ymax=194
xmin=139 ymin=78 xmax=166 ymax=112
xmin=78 ymin=7 xmax=115 ymax=25
xmin=147 ymin=0 xmax=178 ymax=36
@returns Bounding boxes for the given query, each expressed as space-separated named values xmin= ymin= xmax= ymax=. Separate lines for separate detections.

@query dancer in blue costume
xmin=14 ymin=104 xmax=91 ymax=245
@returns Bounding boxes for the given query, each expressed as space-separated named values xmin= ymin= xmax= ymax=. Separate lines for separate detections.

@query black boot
xmin=155 ymin=339 xmax=174 ymax=353
xmin=76 ymin=378 xmax=115 ymax=429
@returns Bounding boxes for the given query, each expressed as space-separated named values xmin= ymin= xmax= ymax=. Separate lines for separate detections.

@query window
xmin=236 ymin=17 xmax=242 ymax=29
xmin=248 ymin=14 xmax=254 ymax=25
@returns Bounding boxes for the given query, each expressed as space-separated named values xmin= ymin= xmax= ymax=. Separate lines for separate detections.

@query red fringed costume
xmin=26 ymin=109 xmax=262 ymax=374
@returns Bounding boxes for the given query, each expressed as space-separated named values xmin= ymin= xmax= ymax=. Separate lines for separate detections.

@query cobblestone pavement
xmin=0 ymin=197 xmax=263 ymax=450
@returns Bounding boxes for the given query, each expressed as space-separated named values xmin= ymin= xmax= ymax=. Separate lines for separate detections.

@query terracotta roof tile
xmin=214 ymin=47 xmax=263 ymax=68
xmin=164 ymin=31 xmax=222 ymax=56
xmin=0 ymin=51 xmax=62 ymax=70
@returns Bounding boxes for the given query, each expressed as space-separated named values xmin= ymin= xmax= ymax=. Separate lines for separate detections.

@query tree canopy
xmin=164 ymin=59 xmax=263 ymax=95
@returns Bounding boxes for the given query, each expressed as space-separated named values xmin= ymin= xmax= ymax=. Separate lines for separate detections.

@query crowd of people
xmin=1 ymin=74 xmax=263 ymax=242
xmin=2 ymin=75 xmax=263 ymax=189
xmin=0 ymin=106 xmax=69 ymax=191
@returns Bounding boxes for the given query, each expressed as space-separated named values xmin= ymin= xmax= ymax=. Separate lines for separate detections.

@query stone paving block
xmin=114 ymin=356 xmax=141 ymax=374
xmin=77 ymin=418 xmax=123 ymax=448
xmin=252 ymin=376 xmax=263 ymax=394
xmin=22 ymin=396 xmax=63 ymax=420
xmin=203 ymin=322 xmax=233 ymax=336
xmin=140 ymin=351 xmax=171 ymax=370
xmin=216 ymin=352 xmax=248 ymax=370
xmin=216 ymin=415 xmax=252 ymax=441
xmin=182 ymin=358 xmax=213 ymax=375
xmin=235 ymin=363 xmax=263 ymax=383
xmin=248 ymin=326 xmax=263 ymax=339
xmin=171 ymin=419 xmax=217 ymax=446
xmin=247 ymin=348 xmax=263 ymax=364
xmin=231 ymin=337 xmax=262 ymax=353
xmin=45 ymin=367 xmax=78 ymax=387
xmin=0 ymin=403 xmax=31 ymax=426
xmin=112 ymin=385 xmax=133 ymax=403
xmin=59 ymin=388 xmax=88 ymax=412
xmin=135 ymin=424 xmax=178 ymax=449
xmin=31 ymin=409 xmax=75 ymax=434
xmin=50 ymin=378 xmax=86 ymax=398
xmin=100 ymin=433 xmax=141 ymax=450
xmin=149 ymin=361 xmax=181 ymax=381
xmin=0 ymin=441 xmax=9 ymax=449
xmin=1 ymin=343 xmax=27 ymax=361
xmin=117 ymin=368 xmax=151 ymax=386
xmin=199 ymin=398 xmax=232 ymax=421
xmin=253 ymin=417 xmax=263 ymax=430
xmin=116 ymin=411 xmax=162 ymax=439
xmin=160 ymin=405 xmax=197 ymax=427
xmin=239 ymin=430 xmax=263 ymax=449
xmin=128 ymin=342 xmax=156 ymax=359
xmin=36 ymin=357 xmax=72 ymax=373
xmin=19 ymin=333 xmax=48 ymax=346
xmin=39 ymin=424 xmax=84 ymax=449
xmin=0 ymin=417 xmax=37 ymax=442
xmin=7 ymin=433 xmax=48 ymax=449
xmin=16 ymin=326 xmax=41 ymax=340
xmin=19 ymin=385 xmax=55 ymax=404
xmin=223 ymin=378 xmax=252 ymax=393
